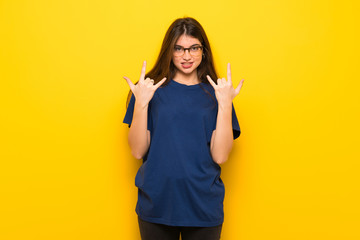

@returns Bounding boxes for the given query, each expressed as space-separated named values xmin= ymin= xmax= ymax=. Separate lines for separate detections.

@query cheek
xmin=195 ymin=58 xmax=203 ymax=67
xmin=172 ymin=57 xmax=180 ymax=65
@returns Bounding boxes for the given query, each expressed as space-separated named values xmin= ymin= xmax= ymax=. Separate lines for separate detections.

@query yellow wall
xmin=1 ymin=0 xmax=359 ymax=239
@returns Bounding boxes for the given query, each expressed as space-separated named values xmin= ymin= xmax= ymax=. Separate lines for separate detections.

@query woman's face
xmin=172 ymin=34 xmax=203 ymax=77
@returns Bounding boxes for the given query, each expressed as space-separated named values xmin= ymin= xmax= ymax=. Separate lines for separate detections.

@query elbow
xmin=128 ymin=136 xmax=149 ymax=160
xmin=213 ymin=156 xmax=229 ymax=165
xmin=211 ymin=144 xmax=233 ymax=165
xmin=128 ymin=140 xmax=145 ymax=159
xmin=211 ymin=150 xmax=230 ymax=165
xmin=130 ymin=144 xmax=149 ymax=159
xmin=131 ymin=150 xmax=144 ymax=160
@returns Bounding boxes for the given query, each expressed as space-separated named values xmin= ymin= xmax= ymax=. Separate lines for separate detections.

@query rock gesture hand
xmin=206 ymin=63 xmax=244 ymax=108
xmin=123 ymin=61 xmax=166 ymax=108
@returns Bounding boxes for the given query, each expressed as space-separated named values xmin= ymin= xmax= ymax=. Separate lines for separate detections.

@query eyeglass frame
xmin=173 ymin=44 xmax=204 ymax=57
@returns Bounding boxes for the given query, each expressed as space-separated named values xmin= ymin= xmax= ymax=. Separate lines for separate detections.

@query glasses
xmin=173 ymin=44 xmax=203 ymax=57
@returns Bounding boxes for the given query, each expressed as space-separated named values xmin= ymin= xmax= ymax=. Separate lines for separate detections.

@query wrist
xmin=134 ymin=101 xmax=149 ymax=111
xmin=218 ymin=101 xmax=232 ymax=111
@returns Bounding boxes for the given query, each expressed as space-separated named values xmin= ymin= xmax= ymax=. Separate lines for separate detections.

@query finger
xmin=154 ymin=77 xmax=167 ymax=89
xmin=206 ymin=75 xmax=217 ymax=88
xmin=234 ymin=79 xmax=244 ymax=95
xmin=218 ymin=78 xmax=225 ymax=86
xmin=123 ymin=76 xmax=135 ymax=91
xmin=227 ymin=63 xmax=232 ymax=84
xmin=144 ymin=77 xmax=153 ymax=86
xmin=140 ymin=60 xmax=147 ymax=81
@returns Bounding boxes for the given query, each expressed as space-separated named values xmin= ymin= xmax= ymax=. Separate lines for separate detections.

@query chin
xmin=180 ymin=70 xmax=196 ymax=76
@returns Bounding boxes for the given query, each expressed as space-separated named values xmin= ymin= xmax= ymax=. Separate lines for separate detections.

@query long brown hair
xmin=126 ymin=17 xmax=218 ymax=106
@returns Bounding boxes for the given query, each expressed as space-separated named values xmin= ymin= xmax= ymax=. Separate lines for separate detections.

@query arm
xmin=128 ymin=103 xmax=151 ymax=159
xmin=210 ymin=103 xmax=234 ymax=165
xmin=207 ymin=63 xmax=244 ymax=165
xmin=123 ymin=61 xmax=166 ymax=159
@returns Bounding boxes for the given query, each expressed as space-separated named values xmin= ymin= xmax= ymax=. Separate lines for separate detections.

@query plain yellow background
xmin=1 ymin=0 xmax=359 ymax=239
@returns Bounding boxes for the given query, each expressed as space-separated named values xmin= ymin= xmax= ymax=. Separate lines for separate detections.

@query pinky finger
xmin=154 ymin=77 xmax=167 ymax=89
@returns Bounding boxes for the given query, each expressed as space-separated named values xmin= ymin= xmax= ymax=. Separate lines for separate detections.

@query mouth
xmin=181 ymin=62 xmax=193 ymax=69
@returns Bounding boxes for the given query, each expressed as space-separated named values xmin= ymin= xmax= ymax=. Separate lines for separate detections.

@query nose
xmin=183 ymin=49 xmax=191 ymax=59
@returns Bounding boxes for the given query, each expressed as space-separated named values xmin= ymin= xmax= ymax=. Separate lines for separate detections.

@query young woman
xmin=123 ymin=17 xmax=244 ymax=240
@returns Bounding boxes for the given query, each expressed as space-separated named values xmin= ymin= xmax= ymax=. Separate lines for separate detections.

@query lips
xmin=181 ymin=62 xmax=193 ymax=69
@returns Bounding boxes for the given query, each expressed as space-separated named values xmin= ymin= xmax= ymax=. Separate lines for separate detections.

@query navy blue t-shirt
xmin=123 ymin=79 xmax=240 ymax=227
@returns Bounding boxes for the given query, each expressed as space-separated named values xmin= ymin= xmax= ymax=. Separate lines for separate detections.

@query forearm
xmin=210 ymin=103 xmax=234 ymax=165
xmin=128 ymin=102 xmax=150 ymax=159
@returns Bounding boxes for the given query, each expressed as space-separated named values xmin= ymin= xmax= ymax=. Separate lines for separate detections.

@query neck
xmin=173 ymin=70 xmax=200 ymax=85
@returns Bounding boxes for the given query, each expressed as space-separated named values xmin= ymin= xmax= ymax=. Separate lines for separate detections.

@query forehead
xmin=175 ymin=34 xmax=201 ymax=46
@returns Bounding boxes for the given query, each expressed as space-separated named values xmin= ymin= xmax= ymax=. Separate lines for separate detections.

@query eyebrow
xmin=174 ymin=44 xmax=201 ymax=48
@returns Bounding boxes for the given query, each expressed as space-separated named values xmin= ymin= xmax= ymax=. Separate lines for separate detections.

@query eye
xmin=191 ymin=46 xmax=200 ymax=51
xmin=174 ymin=46 xmax=183 ymax=51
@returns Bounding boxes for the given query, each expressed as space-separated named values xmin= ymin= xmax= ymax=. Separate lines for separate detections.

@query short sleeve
xmin=123 ymin=93 xmax=152 ymax=131
xmin=232 ymin=104 xmax=241 ymax=140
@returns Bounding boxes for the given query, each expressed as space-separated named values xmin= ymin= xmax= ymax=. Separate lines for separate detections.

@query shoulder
xmin=200 ymin=82 xmax=215 ymax=95
xmin=200 ymin=81 xmax=213 ymax=89
xmin=149 ymin=81 xmax=171 ymax=104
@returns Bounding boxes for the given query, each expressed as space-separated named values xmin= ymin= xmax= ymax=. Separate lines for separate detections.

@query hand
xmin=123 ymin=60 xmax=166 ymax=108
xmin=206 ymin=63 xmax=244 ymax=108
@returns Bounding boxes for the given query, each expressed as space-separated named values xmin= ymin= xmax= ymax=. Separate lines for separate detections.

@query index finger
xmin=140 ymin=60 xmax=147 ymax=81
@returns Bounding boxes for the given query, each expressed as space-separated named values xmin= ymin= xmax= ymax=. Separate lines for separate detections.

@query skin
xmin=207 ymin=63 xmax=244 ymax=164
xmin=123 ymin=34 xmax=244 ymax=164
xmin=123 ymin=61 xmax=166 ymax=159
xmin=172 ymin=35 xmax=202 ymax=85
